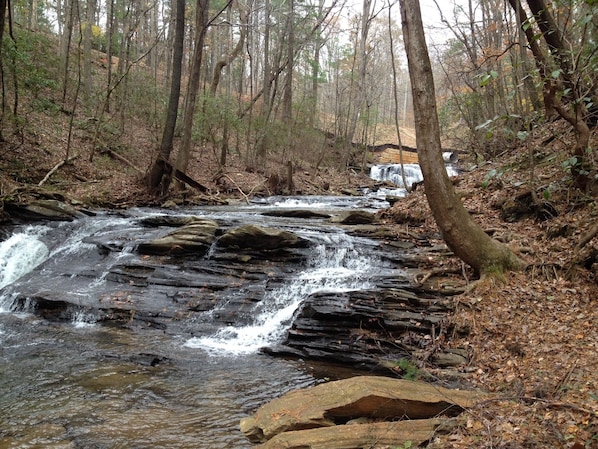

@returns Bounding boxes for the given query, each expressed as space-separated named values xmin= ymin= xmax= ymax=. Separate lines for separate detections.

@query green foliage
xmin=3 ymin=29 xmax=59 ymax=100
xmin=481 ymin=167 xmax=505 ymax=189
xmin=393 ymin=441 xmax=412 ymax=449
xmin=393 ymin=358 xmax=421 ymax=381
xmin=478 ymin=70 xmax=498 ymax=88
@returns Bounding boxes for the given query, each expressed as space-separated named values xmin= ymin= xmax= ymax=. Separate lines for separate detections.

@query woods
xmin=0 ymin=1 xmax=596 ymax=447
xmin=0 ymin=0 xmax=595 ymax=280
xmin=2 ymin=0 xmax=595 ymax=175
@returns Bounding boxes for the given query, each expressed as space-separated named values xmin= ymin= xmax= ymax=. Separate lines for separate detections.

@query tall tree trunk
xmin=105 ymin=0 xmax=114 ymax=112
xmin=60 ymin=0 xmax=75 ymax=104
xmin=399 ymin=0 xmax=524 ymax=276
xmin=83 ymin=0 xmax=95 ymax=100
xmin=146 ymin=0 xmax=185 ymax=194
xmin=308 ymin=0 xmax=324 ymax=126
xmin=173 ymin=0 xmax=210 ymax=190
xmin=281 ymin=0 xmax=294 ymax=124
xmin=256 ymin=0 xmax=271 ymax=161
xmin=344 ymin=0 xmax=371 ymax=165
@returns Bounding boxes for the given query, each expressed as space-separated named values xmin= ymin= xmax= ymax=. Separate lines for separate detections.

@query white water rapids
xmin=0 ymin=227 xmax=49 ymax=291
xmin=185 ymin=232 xmax=377 ymax=355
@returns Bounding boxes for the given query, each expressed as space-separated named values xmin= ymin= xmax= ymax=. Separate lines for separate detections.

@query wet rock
xmin=136 ymin=219 xmax=218 ymax=256
xmin=331 ymin=210 xmax=377 ymax=225
xmin=6 ymin=199 xmax=85 ymax=221
xmin=137 ymin=215 xmax=205 ymax=227
xmin=261 ymin=210 xmax=331 ymax=219
xmin=240 ymin=375 xmax=487 ymax=443
xmin=265 ymin=288 xmax=455 ymax=371
xmin=217 ymin=224 xmax=309 ymax=251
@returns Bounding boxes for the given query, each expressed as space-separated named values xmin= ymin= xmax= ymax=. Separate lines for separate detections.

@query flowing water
xmin=0 ymin=197 xmax=396 ymax=448
xmin=369 ymin=162 xmax=459 ymax=197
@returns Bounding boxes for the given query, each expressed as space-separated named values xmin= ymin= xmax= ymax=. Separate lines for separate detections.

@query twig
xmin=100 ymin=148 xmax=142 ymax=172
xmin=38 ymin=155 xmax=79 ymax=187
xmin=220 ymin=173 xmax=250 ymax=203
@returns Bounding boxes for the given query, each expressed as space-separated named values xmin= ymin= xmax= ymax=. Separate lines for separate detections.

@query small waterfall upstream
xmin=0 ymin=226 xmax=49 ymax=291
xmin=369 ymin=161 xmax=460 ymax=196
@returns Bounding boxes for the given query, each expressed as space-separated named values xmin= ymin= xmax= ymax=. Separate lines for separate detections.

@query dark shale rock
xmin=137 ymin=215 xmax=206 ymax=227
xmin=264 ymin=287 xmax=456 ymax=371
xmin=260 ymin=210 xmax=332 ymax=219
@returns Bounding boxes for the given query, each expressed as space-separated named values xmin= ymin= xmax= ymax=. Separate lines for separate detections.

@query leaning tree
xmin=398 ymin=0 xmax=525 ymax=276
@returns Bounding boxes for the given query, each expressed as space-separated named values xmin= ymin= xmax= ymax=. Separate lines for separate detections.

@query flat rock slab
xmin=255 ymin=418 xmax=453 ymax=449
xmin=240 ymin=375 xmax=487 ymax=443
xmin=218 ymin=224 xmax=309 ymax=250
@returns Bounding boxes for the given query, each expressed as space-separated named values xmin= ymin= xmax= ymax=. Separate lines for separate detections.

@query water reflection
xmin=0 ymin=317 xmax=317 ymax=448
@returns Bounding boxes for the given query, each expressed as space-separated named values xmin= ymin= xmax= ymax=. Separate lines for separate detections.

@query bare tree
xmin=173 ymin=0 xmax=211 ymax=190
xmin=399 ymin=0 xmax=524 ymax=276
xmin=512 ymin=0 xmax=596 ymax=191
xmin=146 ymin=0 xmax=185 ymax=194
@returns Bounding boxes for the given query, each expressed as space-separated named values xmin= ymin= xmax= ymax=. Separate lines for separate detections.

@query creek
xmin=0 ymin=194 xmax=403 ymax=448
xmin=0 ymin=164 xmax=455 ymax=448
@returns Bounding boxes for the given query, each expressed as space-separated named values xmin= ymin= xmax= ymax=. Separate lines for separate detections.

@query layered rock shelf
xmin=240 ymin=376 xmax=488 ymax=448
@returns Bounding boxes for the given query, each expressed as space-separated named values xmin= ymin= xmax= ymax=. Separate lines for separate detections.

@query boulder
xmin=240 ymin=375 xmax=487 ymax=443
xmin=136 ymin=219 xmax=218 ymax=256
xmin=331 ymin=211 xmax=377 ymax=225
xmin=217 ymin=224 xmax=308 ymax=250
xmin=254 ymin=418 xmax=453 ymax=449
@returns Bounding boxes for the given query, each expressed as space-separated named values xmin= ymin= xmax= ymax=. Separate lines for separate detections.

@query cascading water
xmin=369 ymin=161 xmax=460 ymax=197
xmin=185 ymin=232 xmax=378 ymax=355
xmin=0 ymin=226 xmax=49 ymax=291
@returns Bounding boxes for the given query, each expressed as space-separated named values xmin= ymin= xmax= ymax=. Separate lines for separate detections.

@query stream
xmin=0 ymin=194 xmax=401 ymax=448
xmin=0 ymin=163 xmax=455 ymax=448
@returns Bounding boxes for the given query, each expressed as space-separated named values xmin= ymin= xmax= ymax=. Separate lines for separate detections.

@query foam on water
xmin=0 ymin=227 xmax=49 ymax=291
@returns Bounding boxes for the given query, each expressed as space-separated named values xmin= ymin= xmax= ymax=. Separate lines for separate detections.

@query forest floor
xmin=0 ymin=103 xmax=597 ymax=447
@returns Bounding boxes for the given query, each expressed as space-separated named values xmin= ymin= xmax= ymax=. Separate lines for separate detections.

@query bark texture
xmin=399 ymin=0 xmax=524 ymax=275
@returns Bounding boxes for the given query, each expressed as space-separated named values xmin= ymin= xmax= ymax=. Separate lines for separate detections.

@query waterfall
xmin=0 ymin=227 xmax=49 ymax=292
xmin=184 ymin=233 xmax=377 ymax=355
xmin=369 ymin=162 xmax=460 ymax=191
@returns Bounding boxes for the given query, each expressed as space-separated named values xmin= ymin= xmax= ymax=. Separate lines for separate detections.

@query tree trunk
xmin=256 ymin=0 xmax=272 ymax=162
xmin=520 ymin=0 xmax=594 ymax=191
xmin=146 ymin=0 xmax=185 ymax=194
xmin=281 ymin=0 xmax=294 ymax=124
xmin=398 ymin=0 xmax=524 ymax=276
xmin=173 ymin=0 xmax=210 ymax=190
xmin=344 ymin=0 xmax=371 ymax=166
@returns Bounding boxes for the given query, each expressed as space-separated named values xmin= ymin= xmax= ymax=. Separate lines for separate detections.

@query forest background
xmin=0 ymin=0 xmax=597 ymax=446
